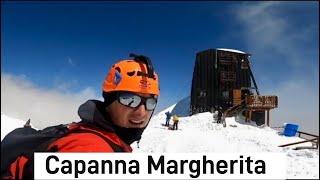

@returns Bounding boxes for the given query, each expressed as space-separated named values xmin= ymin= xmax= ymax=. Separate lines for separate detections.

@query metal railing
xmin=278 ymin=130 xmax=319 ymax=150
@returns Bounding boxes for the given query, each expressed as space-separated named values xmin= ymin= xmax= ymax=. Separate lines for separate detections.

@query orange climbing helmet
xmin=102 ymin=54 xmax=160 ymax=96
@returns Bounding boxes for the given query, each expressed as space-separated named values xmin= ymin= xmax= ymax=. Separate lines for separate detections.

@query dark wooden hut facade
xmin=190 ymin=48 xmax=278 ymax=126
xmin=190 ymin=48 xmax=252 ymax=114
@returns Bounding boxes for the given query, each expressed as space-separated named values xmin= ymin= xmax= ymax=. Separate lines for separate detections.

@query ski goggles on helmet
xmin=117 ymin=92 xmax=158 ymax=111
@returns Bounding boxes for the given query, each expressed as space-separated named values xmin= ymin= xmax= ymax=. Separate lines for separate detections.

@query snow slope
xmin=1 ymin=102 xmax=319 ymax=179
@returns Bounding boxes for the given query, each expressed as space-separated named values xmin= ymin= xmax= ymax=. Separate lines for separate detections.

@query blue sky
xmin=1 ymin=2 xmax=319 ymax=134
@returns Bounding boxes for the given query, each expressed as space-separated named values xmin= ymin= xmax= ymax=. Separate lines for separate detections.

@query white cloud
xmin=232 ymin=2 xmax=318 ymax=67
xmin=230 ymin=2 xmax=319 ymax=135
xmin=1 ymin=73 xmax=101 ymax=129
xmin=53 ymin=76 xmax=78 ymax=92
xmin=264 ymin=79 xmax=319 ymax=135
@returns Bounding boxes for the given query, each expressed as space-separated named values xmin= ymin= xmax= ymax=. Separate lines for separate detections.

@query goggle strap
xmin=102 ymin=91 xmax=118 ymax=107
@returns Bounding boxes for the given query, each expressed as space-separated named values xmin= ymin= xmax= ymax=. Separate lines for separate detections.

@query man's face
xmin=106 ymin=93 xmax=154 ymax=128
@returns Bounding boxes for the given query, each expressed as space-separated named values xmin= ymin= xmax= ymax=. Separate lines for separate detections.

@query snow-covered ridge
xmin=1 ymin=113 xmax=27 ymax=141
xmin=1 ymin=106 xmax=319 ymax=179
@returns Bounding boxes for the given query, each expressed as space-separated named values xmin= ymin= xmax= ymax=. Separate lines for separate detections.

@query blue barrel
xmin=283 ymin=124 xmax=299 ymax=137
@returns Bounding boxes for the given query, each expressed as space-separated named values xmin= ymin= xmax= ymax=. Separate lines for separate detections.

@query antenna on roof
xmin=24 ymin=119 xmax=31 ymax=128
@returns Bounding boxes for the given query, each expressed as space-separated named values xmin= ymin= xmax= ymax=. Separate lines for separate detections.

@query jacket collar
xmin=77 ymin=99 xmax=147 ymax=145
xmin=77 ymin=99 xmax=115 ymax=132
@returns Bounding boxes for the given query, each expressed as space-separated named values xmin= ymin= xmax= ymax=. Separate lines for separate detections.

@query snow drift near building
xmin=1 ymin=100 xmax=319 ymax=179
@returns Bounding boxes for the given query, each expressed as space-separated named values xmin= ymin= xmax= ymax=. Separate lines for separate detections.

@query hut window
xmin=199 ymin=90 xmax=207 ymax=97
xmin=223 ymin=91 xmax=229 ymax=98
xmin=240 ymin=59 xmax=249 ymax=69
xmin=201 ymin=91 xmax=206 ymax=97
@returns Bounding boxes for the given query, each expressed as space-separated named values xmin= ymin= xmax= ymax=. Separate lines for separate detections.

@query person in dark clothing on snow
xmin=165 ymin=111 xmax=172 ymax=126
xmin=217 ymin=107 xmax=223 ymax=124
xmin=1 ymin=54 xmax=160 ymax=179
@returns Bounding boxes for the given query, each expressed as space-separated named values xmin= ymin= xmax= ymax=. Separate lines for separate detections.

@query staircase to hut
xmin=223 ymin=95 xmax=278 ymax=127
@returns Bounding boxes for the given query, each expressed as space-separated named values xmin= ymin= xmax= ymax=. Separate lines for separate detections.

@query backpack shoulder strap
xmin=70 ymin=129 xmax=124 ymax=152
xmin=1 ymin=123 xmax=127 ymax=179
